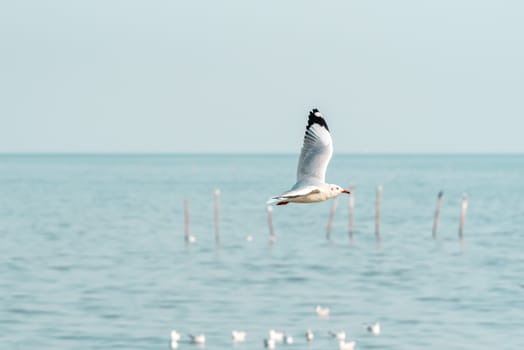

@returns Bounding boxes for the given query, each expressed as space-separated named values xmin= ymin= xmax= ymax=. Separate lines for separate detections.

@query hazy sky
xmin=1 ymin=1 xmax=522 ymax=153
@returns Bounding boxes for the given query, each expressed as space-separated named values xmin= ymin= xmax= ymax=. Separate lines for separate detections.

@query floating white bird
xmin=268 ymin=109 xmax=350 ymax=206
xmin=367 ymin=322 xmax=381 ymax=335
xmin=305 ymin=329 xmax=314 ymax=342
xmin=338 ymin=340 xmax=356 ymax=350
xmin=284 ymin=334 xmax=294 ymax=344
xmin=329 ymin=330 xmax=346 ymax=341
xmin=316 ymin=305 xmax=330 ymax=317
xmin=264 ymin=338 xmax=276 ymax=349
xmin=269 ymin=329 xmax=285 ymax=342
xmin=232 ymin=330 xmax=247 ymax=342
xmin=170 ymin=330 xmax=181 ymax=342
xmin=170 ymin=340 xmax=179 ymax=349
xmin=245 ymin=235 xmax=254 ymax=242
xmin=186 ymin=235 xmax=196 ymax=244
xmin=188 ymin=334 xmax=206 ymax=345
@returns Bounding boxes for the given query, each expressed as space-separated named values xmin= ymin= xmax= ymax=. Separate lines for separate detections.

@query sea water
xmin=0 ymin=154 xmax=523 ymax=349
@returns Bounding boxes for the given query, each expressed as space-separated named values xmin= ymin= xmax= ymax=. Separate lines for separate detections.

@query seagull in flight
xmin=268 ymin=108 xmax=350 ymax=206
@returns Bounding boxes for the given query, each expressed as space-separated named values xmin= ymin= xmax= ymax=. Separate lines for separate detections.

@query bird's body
xmin=268 ymin=329 xmax=285 ymax=342
xmin=338 ymin=340 xmax=356 ymax=350
xmin=264 ymin=338 xmax=276 ymax=349
xmin=170 ymin=330 xmax=181 ymax=342
xmin=276 ymin=184 xmax=338 ymax=204
xmin=268 ymin=109 xmax=349 ymax=206
xmin=188 ymin=334 xmax=206 ymax=345
xmin=316 ymin=305 xmax=330 ymax=317
xmin=232 ymin=330 xmax=247 ymax=342
xmin=284 ymin=334 xmax=294 ymax=344
xmin=305 ymin=329 xmax=315 ymax=342
xmin=170 ymin=340 xmax=179 ymax=349
xmin=329 ymin=330 xmax=346 ymax=341
xmin=367 ymin=322 xmax=381 ymax=335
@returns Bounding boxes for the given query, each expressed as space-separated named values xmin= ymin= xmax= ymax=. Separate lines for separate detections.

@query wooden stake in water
xmin=348 ymin=191 xmax=354 ymax=242
xmin=267 ymin=206 xmax=275 ymax=242
xmin=459 ymin=193 xmax=468 ymax=239
xmin=214 ymin=189 xmax=220 ymax=244
xmin=184 ymin=198 xmax=190 ymax=241
xmin=375 ymin=186 xmax=382 ymax=238
xmin=432 ymin=191 xmax=444 ymax=239
xmin=326 ymin=196 xmax=339 ymax=240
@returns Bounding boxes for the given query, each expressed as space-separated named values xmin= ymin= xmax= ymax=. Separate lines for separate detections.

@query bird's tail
xmin=266 ymin=197 xmax=279 ymax=205
xmin=267 ymin=197 xmax=290 ymax=205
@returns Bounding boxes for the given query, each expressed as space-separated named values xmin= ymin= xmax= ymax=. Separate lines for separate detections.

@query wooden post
xmin=214 ymin=189 xmax=220 ymax=244
xmin=348 ymin=191 xmax=354 ymax=242
xmin=375 ymin=186 xmax=382 ymax=238
xmin=267 ymin=206 xmax=275 ymax=243
xmin=184 ymin=199 xmax=190 ymax=242
xmin=326 ymin=197 xmax=339 ymax=240
xmin=432 ymin=191 xmax=444 ymax=239
xmin=459 ymin=194 xmax=468 ymax=239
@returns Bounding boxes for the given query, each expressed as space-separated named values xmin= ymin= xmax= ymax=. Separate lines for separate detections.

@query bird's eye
xmin=331 ymin=187 xmax=334 ymax=190
xmin=337 ymin=187 xmax=339 ymax=190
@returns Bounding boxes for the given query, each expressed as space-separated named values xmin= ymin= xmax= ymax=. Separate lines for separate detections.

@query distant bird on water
xmin=367 ymin=322 xmax=381 ymax=335
xmin=170 ymin=330 xmax=180 ymax=349
xmin=305 ymin=329 xmax=315 ymax=341
xmin=315 ymin=305 xmax=330 ymax=317
xmin=170 ymin=330 xmax=181 ymax=342
xmin=188 ymin=334 xmax=206 ymax=345
xmin=329 ymin=330 xmax=346 ymax=341
xmin=267 ymin=109 xmax=350 ymax=206
xmin=268 ymin=329 xmax=285 ymax=342
xmin=231 ymin=330 xmax=247 ymax=342
xmin=264 ymin=338 xmax=276 ymax=349
xmin=338 ymin=340 xmax=356 ymax=350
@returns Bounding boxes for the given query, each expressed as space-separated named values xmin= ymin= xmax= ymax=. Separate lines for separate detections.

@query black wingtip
xmin=307 ymin=108 xmax=329 ymax=132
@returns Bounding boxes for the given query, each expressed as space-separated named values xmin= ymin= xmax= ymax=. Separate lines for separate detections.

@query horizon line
xmin=0 ymin=152 xmax=523 ymax=156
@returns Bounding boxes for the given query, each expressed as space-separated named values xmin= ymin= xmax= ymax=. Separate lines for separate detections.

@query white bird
xmin=188 ymin=334 xmax=206 ymax=345
xmin=268 ymin=109 xmax=350 ymax=206
xmin=305 ymin=329 xmax=314 ymax=342
xmin=316 ymin=305 xmax=330 ymax=318
xmin=329 ymin=330 xmax=346 ymax=341
xmin=284 ymin=334 xmax=294 ymax=344
xmin=338 ymin=340 xmax=356 ymax=350
xmin=170 ymin=330 xmax=181 ymax=342
xmin=367 ymin=322 xmax=381 ymax=335
xmin=170 ymin=340 xmax=179 ymax=349
xmin=232 ymin=330 xmax=247 ymax=342
xmin=264 ymin=338 xmax=276 ymax=349
xmin=269 ymin=329 xmax=285 ymax=342
xmin=186 ymin=235 xmax=196 ymax=244
xmin=245 ymin=235 xmax=254 ymax=242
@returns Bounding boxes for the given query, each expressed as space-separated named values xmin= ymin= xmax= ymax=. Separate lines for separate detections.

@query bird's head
xmin=329 ymin=184 xmax=350 ymax=196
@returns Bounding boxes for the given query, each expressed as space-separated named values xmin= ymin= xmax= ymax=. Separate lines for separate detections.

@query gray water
xmin=1 ymin=154 xmax=523 ymax=350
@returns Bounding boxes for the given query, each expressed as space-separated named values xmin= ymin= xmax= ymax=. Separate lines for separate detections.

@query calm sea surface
xmin=1 ymin=154 xmax=523 ymax=350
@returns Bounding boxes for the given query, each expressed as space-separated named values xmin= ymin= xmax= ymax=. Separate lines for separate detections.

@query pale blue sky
xmin=1 ymin=0 xmax=522 ymax=153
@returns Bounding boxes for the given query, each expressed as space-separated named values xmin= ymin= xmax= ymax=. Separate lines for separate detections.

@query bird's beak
xmin=342 ymin=189 xmax=350 ymax=194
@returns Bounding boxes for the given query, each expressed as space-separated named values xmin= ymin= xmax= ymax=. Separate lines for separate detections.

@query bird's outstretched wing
xmin=296 ymin=109 xmax=333 ymax=184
